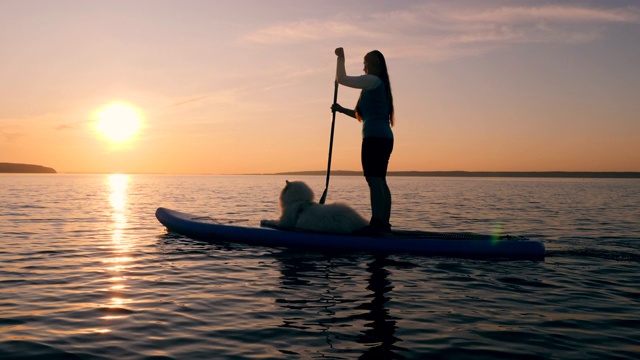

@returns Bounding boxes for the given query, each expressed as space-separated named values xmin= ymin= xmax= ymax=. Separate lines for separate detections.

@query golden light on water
xmin=109 ymin=174 xmax=129 ymax=213
xmin=111 ymin=297 xmax=126 ymax=306
xmin=100 ymin=174 xmax=135 ymax=331
xmin=107 ymin=173 xmax=131 ymax=268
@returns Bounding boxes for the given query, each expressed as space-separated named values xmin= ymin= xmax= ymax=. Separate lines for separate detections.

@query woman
xmin=332 ymin=47 xmax=395 ymax=235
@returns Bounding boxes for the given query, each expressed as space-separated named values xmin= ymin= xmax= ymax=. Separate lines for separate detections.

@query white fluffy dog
xmin=260 ymin=180 xmax=368 ymax=234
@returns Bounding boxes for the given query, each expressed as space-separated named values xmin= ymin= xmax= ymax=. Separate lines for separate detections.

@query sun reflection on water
xmin=100 ymin=174 xmax=134 ymax=328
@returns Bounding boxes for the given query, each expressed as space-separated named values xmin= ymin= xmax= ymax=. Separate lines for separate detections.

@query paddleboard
xmin=155 ymin=207 xmax=545 ymax=259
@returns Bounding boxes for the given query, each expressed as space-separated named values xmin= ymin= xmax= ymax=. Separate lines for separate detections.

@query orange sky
xmin=1 ymin=1 xmax=639 ymax=174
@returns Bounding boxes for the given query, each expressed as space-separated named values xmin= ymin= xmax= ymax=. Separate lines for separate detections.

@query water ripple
xmin=1 ymin=175 xmax=639 ymax=359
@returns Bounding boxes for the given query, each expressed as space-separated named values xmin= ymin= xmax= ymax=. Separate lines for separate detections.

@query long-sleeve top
xmin=336 ymin=57 xmax=393 ymax=139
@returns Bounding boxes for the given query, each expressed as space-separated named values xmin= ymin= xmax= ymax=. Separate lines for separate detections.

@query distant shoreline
xmin=270 ymin=170 xmax=640 ymax=179
xmin=2 ymin=165 xmax=638 ymax=178
xmin=0 ymin=163 xmax=57 ymax=174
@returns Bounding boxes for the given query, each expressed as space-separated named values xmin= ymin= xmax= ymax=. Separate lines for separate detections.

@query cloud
xmin=242 ymin=19 xmax=376 ymax=45
xmin=163 ymin=88 xmax=246 ymax=111
xmin=439 ymin=4 xmax=640 ymax=46
xmin=2 ymin=113 xmax=74 ymax=139
xmin=242 ymin=3 xmax=640 ymax=61
xmin=55 ymin=120 xmax=86 ymax=131
xmin=170 ymin=95 xmax=211 ymax=108
xmin=0 ymin=122 xmax=26 ymax=141
xmin=451 ymin=5 xmax=640 ymax=24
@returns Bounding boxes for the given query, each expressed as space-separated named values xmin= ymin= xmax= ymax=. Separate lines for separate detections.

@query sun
xmin=95 ymin=103 xmax=143 ymax=142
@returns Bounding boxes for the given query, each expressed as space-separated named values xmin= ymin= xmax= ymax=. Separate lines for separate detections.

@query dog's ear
xmin=285 ymin=180 xmax=289 ymax=184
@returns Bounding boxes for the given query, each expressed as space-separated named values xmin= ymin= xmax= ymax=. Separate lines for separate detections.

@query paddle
xmin=319 ymin=55 xmax=340 ymax=205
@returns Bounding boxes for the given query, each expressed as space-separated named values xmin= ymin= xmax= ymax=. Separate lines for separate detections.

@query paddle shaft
xmin=319 ymin=78 xmax=339 ymax=205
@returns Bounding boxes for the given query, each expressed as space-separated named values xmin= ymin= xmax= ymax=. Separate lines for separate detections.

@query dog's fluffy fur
xmin=261 ymin=180 xmax=367 ymax=234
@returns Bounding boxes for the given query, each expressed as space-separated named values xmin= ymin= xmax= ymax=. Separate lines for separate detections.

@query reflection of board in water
xmin=156 ymin=207 xmax=545 ymax=259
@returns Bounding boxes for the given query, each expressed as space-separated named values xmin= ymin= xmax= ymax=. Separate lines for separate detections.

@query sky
xmin=1 ymin=0 xmax=639 ymax=174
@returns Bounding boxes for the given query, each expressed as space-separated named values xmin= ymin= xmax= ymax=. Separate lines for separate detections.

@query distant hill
xmin=272 ymin=170 xmax=640 ymax=178
xmin=0 ymin=163 xmax=57 ymax=174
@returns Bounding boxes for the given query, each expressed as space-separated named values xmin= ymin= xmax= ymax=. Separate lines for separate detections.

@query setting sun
xmin=95 ymin=103 xmax=143 ymax=143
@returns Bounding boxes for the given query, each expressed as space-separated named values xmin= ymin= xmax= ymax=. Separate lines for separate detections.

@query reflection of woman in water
xmin=274 ymin=252 xmax=405 ymax=358
xmin=332 ymin=47 xmax=395 ymax=236
xmin=355 ymin=256 xmax=402 ymax=359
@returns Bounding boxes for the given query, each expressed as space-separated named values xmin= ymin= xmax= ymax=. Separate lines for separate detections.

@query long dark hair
xmin=356 ymin=50 xmax=395 ymax=127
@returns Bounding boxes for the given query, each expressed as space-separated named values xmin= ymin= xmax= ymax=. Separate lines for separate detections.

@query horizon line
xmin=36 ymin=170 xmax=640 ymax=178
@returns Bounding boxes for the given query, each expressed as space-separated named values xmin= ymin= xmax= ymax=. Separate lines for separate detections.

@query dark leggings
xmin=361 ymin=137 xmax=394 ymax=178
xmin=361 ymin=137 xmax=394 ymax=226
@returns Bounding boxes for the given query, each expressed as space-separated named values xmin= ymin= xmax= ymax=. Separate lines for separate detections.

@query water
xmin=1 ymin=174 xmax=639 ymax=359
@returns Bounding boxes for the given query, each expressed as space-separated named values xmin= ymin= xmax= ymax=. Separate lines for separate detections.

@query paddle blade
xmin=319 ymin=189 xmax=328 ymax=205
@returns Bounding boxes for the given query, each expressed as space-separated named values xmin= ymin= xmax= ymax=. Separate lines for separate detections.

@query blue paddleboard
xmin=155 ymin=207 xmax=545 ymax=259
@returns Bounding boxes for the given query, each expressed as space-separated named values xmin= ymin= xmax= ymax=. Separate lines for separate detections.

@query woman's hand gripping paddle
xmin=319 ymin=48 xmax=342 ymax=205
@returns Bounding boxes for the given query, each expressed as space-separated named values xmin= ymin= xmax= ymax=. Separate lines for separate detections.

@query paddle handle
xmin=319 ymin=78 xmax=339 ymax=205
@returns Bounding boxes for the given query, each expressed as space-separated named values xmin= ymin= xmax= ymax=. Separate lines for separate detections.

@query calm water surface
xmin=1 ymin=174 xmax=639 ymax=359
